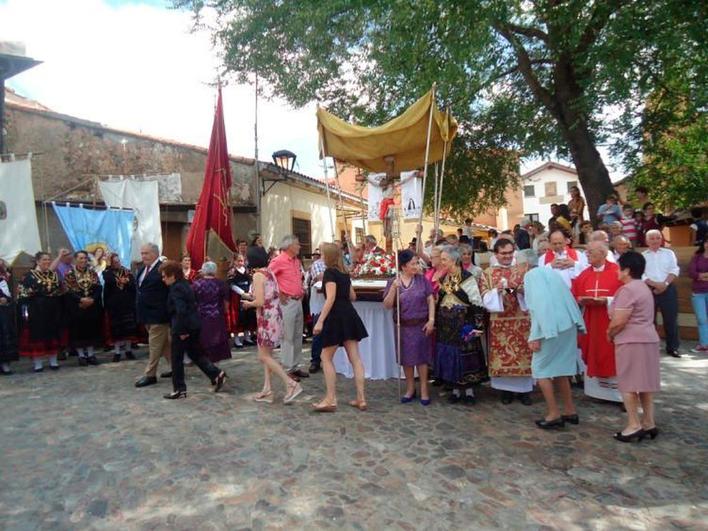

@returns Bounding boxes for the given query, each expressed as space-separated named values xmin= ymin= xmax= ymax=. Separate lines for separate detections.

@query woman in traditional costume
xmin=383 ymin=250 xmax=435 ymax=405
xmin=193 ymin=261 xmax=232 ymax=363
xmin=0 ymin=259 xmax=18 ymax=374
xmin=102 ymin=253 xmax=138 ymax=362
xmin=434 ymin=246 xmax=488 ymax=404
xmin=18 ymin=252 xmax=64 ymax=372
xmin=64 ymin=250 xmax=104 ymax=365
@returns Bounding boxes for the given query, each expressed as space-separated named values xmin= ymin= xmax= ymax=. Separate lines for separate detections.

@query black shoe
xmin=0 ymin=368 xmax=13 ymax=375
xmin=535 ymin=417 xmax=565 ymax=430
xmin=163 ymin=390 xmax=187 ymax=400
xmin=644 ymin=427 xmax=659 ymax=440
xmin=309 ymin=363 xmax=321 ymax=374
xmin=124 ymin=351 xmax=136 ymax=360
xmin=447 ymin=394 xmax=461 ymax=404
xmin=78 ymin=357 xmax=88 ymax=367
xmin=49 ymin=364 xmax=60 ymax=371
xmin=614 ymin=428 xmax=645 ymax=443
xmin=518 ymin=392 xmax=533 ymax=406
xmin=667 ymin=350 xmax=682 ymax=358
xmin=562 ymin=414 xmax=579 ymax=425
xmin=291 ymin=369 xmax=310 ymax=379
xmin=160 ymin=371 xmax=173 ymax=378
xmin=112 ymin=353 xmax=121 ymax=363
xmin=33 ymin=367 xmax=44 ymax=373
xmin=87 ymin=356 xmax=99 ymax=366
xmin=135 ymin=375 xmax=158 ymax=387
xmin=501 ymin=391 xmax=513 ymax=405
xmin=213 ymin=371 xmax=227 ymax=393
xmin=462 ymin=395 xmax=476 ymax=406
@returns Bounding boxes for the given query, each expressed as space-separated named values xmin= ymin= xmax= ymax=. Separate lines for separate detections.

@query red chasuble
xmin=571 ymin=261 xmax=622 ymax=378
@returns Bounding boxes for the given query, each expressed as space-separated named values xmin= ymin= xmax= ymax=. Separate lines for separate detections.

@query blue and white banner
xmin=52 ymin=203 xmax=135 ymax=266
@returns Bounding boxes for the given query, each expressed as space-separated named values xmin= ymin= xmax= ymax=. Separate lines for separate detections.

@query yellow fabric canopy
xmin=317 ymin=89 xmax=457 ymax=173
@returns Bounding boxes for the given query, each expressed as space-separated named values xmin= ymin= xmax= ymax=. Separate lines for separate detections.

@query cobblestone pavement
xmin=1 ymin=343 xmax=706 ymax=530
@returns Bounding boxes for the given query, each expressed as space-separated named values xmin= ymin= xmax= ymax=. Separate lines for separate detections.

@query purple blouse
xmin=384 ymin=274 xmax=433 ymax=322
xmin=688 ymin=254 xmax=708 ymax=294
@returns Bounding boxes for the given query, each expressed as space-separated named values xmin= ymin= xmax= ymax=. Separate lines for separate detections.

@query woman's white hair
xmin=201 ymin=261 xmax=217 ymax=275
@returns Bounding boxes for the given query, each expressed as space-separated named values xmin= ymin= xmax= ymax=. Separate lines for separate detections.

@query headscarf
xmin=524 ymin=266 xmax=585 ymax=340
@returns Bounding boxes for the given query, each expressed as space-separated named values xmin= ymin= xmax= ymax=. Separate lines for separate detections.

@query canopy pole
xmin=435 ymin=138 xmax=449 ymax=239
xmin=392 ymin=210 xmax=402 ymax=401
xmin=318 ymin=127 xmax=336 ymax=241
xmin=332 ymin=160 xmax=352 ymax=246
xmin=416 ymin=83 xmax=436 ymax=253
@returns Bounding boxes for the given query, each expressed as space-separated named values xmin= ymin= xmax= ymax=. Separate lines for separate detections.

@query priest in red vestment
xmin=571 ymin=241 xmax=623 ymax=402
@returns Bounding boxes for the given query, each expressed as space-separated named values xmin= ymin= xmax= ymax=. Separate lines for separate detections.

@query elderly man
xmin=135 ymin=243 xmax=171 ymax=387
xmin=589 ymin=230 xmax=617 ymax=263
xmin=539 ymin=230 xmax=588 ymax=288
xmin=572 ymin=241 xmax=623 ymax=402
xmin=515 ymin=218 xmax=532 ymax=250
xmin=643 ymin=229 xmax=681 ymax=357
xmin=479 ymin=239 xmax=533 ymax=405
xmin=364 ymin=235 xmax=385 ymax=255
xmin=269 ymin=235 xmax=309 ymax=379
xmin=612 ymin=235 xmax=631 ymax=262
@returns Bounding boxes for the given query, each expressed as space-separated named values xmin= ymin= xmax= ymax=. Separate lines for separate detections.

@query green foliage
xmin=174 ymin=0 xmax=706 ymax=217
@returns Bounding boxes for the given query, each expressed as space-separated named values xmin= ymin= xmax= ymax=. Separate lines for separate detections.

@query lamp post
xmin=272 ymin=149 xmax=297 ymax=176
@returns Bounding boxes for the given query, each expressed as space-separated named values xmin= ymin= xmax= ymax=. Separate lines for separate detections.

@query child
xmin=619 ymin=204 xmax=638 ymax=245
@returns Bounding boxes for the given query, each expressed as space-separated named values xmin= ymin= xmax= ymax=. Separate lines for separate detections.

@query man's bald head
xmin=586 ymin=241 xmax=608 ymax=267
xmin=549 ymin=230 xmax=567 ymax=253
xmin=590 ymin=230 xmax=609 ymax=243
xmin=613 ymin=235 xmax=631 ymax=256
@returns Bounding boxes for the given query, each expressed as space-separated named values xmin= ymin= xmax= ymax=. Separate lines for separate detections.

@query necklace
xmin=441 ymin=270 xmax=462 ymax=294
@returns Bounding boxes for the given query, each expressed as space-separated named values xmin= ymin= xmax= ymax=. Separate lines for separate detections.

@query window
xmin=526 ymin=213 xmax=539 ymax=222
xmin=567 ymin=181 xmax=578 ymax=193
xmin=523 ymin=185 xmax=535 ymax=197
xmin=545 ymin=181 xmax=557 ymax=197
xmin=355 ymin=227 xmax=364 ymax=245
xmin=291 ymin=217 xmax=312 ymax=257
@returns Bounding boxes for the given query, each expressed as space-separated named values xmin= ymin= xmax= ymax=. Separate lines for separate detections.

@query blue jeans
xmin=692 ymin=292 xmax=708 ymax=346
xmin=310 ymin=313 xmax=322 ymax=366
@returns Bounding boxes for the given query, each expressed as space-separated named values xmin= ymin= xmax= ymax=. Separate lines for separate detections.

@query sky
xmin=0 ymin=0 xmax=325 ymax=178
xmin=0 ymin=0 xmax=622 ymax=183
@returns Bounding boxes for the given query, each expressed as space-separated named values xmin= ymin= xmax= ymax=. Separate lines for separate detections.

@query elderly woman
xmin=18 ymin=252 xmax=64 ymax=372
xmin=608 ymin=251 xmax=661 ymax=442
xmin=102 ymin=253 xmax=138 ymax=362
xmin=0 ymin=259 xmax=18 ymax=374
xmin=525 ymin=267 xmax=586 ymax=429
xmin=434 ymin=246 xmax=488 ymax=404
xmin=192 ymin=261 xmax=232 ymax=363
xmin=424 ymin=245 xmax=445 ymax=295
xmin=159 ymin=261 xmax=227 ymax=399
xmin=383 ymin=250 xmax=435 ymax=405
xmin=460 ymin=244 xmax=482 ymax=279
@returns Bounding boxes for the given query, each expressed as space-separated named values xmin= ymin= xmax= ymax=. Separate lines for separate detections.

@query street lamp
xmin=272 ymin=149 xmax=297 ymax=176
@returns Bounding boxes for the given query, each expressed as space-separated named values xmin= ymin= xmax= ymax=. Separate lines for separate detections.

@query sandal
xmin=312 ymin=401 xmax=337 ymax=413
xmin=254 ymin=390 xmax=274 ymax=403
xmin=349 ymin=400 xmax=368 ymax=411
xmin=283 ymin=382 xmax=303 ymax=404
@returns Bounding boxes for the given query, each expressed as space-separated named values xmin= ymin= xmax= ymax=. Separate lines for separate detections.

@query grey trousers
xmin=279 ymin=298 xmax=303 ymax=371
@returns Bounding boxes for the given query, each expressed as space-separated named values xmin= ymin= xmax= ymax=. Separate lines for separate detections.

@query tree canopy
xmin=176 ymin=0 xmax=706 ymax=219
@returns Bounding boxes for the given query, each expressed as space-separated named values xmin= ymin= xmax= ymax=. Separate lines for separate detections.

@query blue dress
xmin=531 ymin=327 xmax=579 ymax=378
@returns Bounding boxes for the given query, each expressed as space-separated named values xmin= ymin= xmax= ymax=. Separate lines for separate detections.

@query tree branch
xmin=506 ymin=23 xmax=549 ymax=42
xmin=495 ymin=23 xmax=557 ymax=114
xmin=485 ymin=59 xmax=553 ymax=87
xmin=575 ymin=1 xmax=629 ymax=55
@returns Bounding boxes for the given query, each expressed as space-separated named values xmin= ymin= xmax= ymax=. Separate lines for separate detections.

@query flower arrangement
xmin=352 ymin=253 xmax=396 ymax=278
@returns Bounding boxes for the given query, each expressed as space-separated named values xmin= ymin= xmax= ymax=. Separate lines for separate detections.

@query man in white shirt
xmin=642 ymin=230 xmax=681 ymax=357
xmin=539 ymin=230 xmax=588 ymax=288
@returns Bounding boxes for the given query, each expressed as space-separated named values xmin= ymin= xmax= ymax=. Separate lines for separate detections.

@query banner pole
xmin=416 ymin=83 xmax=436 ymax=254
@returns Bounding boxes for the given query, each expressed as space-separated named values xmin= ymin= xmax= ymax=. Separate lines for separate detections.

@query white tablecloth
xmin=334 ymin=301 xmax=398 ymax=380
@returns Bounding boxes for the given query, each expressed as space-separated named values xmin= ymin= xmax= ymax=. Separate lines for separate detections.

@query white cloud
xmin=0 ymin=0 xmax=324 ymax=177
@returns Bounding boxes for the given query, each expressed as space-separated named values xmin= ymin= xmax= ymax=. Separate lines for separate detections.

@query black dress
xmin=102 ymin=267 xmax=138 ymax=342
xmin=18 ymin=269 xmax=65 ymax=356
xmin=0 ymin=274 xmax=18 ymax=363
xmin=320 ymin=268 xmax=368 ymax=348
xmin=64 ymin=267 xmax=104 ymax=348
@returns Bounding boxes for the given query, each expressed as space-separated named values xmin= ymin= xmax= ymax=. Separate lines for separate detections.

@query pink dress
xmin=610 ymin=279 xmax=661 ymax=392
xmin=252 ymin=269 xmax=283 ymax=349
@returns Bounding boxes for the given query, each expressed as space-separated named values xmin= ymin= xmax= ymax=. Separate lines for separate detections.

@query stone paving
xmin=1 ymin=343 xmax=706 ymax=530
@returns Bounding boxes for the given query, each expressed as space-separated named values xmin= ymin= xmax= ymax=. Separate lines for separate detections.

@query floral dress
xmin=252 ymin=268 xmax=283 ymax=348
